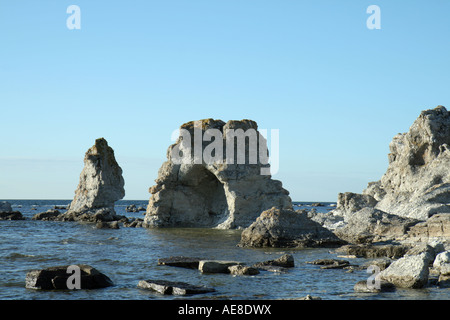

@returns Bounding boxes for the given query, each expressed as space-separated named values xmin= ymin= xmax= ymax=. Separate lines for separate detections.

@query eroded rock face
xmin=365 ymin=106 xmax=450 ymax=220
xmin=323 ymin=106 xmax=450 ymax=243
xmin=144 ymin=119 xmax=292 ymax=229
xmin=63 ymin=138 xmax=125 ymax=221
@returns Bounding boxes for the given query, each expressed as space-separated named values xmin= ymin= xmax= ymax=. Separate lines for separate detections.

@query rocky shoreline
xmin=1 ymin=105 xmax=449 ymax=297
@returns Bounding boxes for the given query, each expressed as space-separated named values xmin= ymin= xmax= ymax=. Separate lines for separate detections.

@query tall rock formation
xmin=328 ymin=106 xmax=450 ymax=229
xmin=365 ymin=105 xmax=450 ymax=220
xmin=64 ymin=138 xmax=125 ymax=221
xmin=144 ymin=119 xmax=292 ymax=229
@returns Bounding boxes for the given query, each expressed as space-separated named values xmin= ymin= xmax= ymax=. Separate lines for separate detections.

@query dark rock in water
xmin=239 ymin=207 xmax=345 ymax=248
xmin=137 ymin=279 xmax=215 ymax=295
xmin=123 ymin=218 xmax=145 ymax=228
xmin=157 ymin=256 xmax=204 ymax=269
xmin=0 ymin=211 xmax=24 ymax=220
xmin=354 ymin=280 xmax=396 ymax=293
xmin=96 ymin=221 xmax=119 ymax=229
xmin=32 ymin=209 xmax=62 ymax=221
xmin=335 ymin=244 xmax=410 ymax=259
xmin=306 ymin=259 xmax=350 ymax=269
xmin=25 ymin=265 xmax=113 ymax=290
xmin=253 ymin=254 xmax=295 ymax=268
xmin=198 ymin=260 xmax=243 ymax=273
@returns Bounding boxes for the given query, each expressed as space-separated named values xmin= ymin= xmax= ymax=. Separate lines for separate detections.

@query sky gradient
xmin=1 ymin=1 xmax=449 ymax=201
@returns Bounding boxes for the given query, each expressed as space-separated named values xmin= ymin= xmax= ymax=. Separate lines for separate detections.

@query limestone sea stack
xmin=320 ymin=106 xmax=450 ymax=243
xmin=144 ymin=119 xmax=292 ymax=229
xmin=62 ymin=138 xmax=125 ymax=222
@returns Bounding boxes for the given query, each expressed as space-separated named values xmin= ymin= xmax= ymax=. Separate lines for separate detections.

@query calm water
xmin=1 ymin=200 xmax=449 ymax=300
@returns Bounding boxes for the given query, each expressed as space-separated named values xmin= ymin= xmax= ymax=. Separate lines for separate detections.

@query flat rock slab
xmin=253 ymin=254 xmax=295 ymax=269
xmin=306 ymin=259 xmax=350 ymax=269
xmin=137 ymin=279 xmax=215 ymax=295
xmin=25 ymin=265 xmax=113 ymax=290
xmin=158 ymin=256 xmax=204 ymax=269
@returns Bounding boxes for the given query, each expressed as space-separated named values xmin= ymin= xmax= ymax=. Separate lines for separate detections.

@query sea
xmin=1 ymin=200 xmax=449 ymax=301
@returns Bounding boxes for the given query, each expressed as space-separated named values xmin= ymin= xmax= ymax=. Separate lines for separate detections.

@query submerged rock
xmin=0 ymin=201 xmax=23 ymax=220
xmin=354 ymin=280 xmax=395 ymax=293
xmin=198 ymin=260 xmax=243 ymax=273
xmin=157 ymin=256 xmax=204 ymax=269
xmin=0 ymin=211 xmax=24 ymax=220
xmin=32 ymin=209 xmax=62 ymax=221
xmin=253 ymin=254 xmax=295 ymax=268
xmin=144 ymin=119 xmax=292 ymax=229
xmin=62 ymin=138 xmax=125 ymax=222
xmin=25 ymin=265 xmax=113 ymax=290
xmin=137 ymin=279 xmax=215 ymax=295
xmin=239 ymin=207 xmax=345 ymax=248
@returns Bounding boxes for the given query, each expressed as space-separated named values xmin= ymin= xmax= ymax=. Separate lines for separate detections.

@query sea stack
xmin=63 ymin=138 xmax=125 ymax=221
xmin=144 ymin=119 xmax=292 ymax=229
xmin=326 ymin=106 xmax=450 ymax=239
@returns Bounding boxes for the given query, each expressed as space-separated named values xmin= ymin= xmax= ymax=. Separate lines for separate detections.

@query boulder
xmin=0 ymin=211 xmax=24 ymax=220
xmin=144 ymin=119 xmax=292 ymax=229
xmin=198 ymin=260 xmax=243 ymax=273
xmin=25 ymin=265 xmax=113 ymax=290
xmin=433 ymin=251 xmax=450 ymax=271
xmin=239 ymin=207 xmax=345 ymax=248
xmin=62 ymin=138 xmax=125 ymax=222
xmin=137 ymin=279 xmax=215 ymax=295
xmin=379 ymin=253 xmax=430 ymax=288
xmin=228 ymin=265 xmax=260 ymax=276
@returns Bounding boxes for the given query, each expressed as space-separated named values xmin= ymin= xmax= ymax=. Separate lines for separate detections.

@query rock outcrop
xmin=62 ymin=138 xmax=125 ymax=222
xmin=364 ymin=106 xmax=450 ymax=220
xmin=239 ymin=207 xmax=345 ymax=248
xmin=144 ymin=119 xmax=292 ymax=229
xmin=0 ymin=201 xmax=24 ymax=220
xmin=333 ymin=207 xmax=419 ymax=244
xmin=320 ymin=106 xmax=450 ymax=243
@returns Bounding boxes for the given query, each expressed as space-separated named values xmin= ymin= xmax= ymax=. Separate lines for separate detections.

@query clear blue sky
xmin=1 ymin=1 xmax=449 ymax=201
